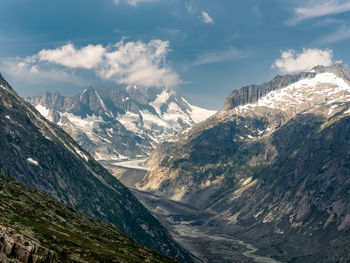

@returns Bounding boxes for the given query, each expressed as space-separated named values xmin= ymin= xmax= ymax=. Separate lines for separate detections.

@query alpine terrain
xmin=0 ymin=73 xmax=193 ymax=262
xmin=138 ymin=64 xmax=350 ymax=262
xmin=28 ymin=85 xmax=215 ymax=162
xmin=0 ymin=173 xmax=177 ymax=263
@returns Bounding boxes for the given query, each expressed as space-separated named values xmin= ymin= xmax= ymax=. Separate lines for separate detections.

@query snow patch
xmin=140 ymin=109 xmax=170 ymax=129
xmin=58 ymin=112 xmax=106 ymax=144
xmin=27 ymin=158 xmax=39 ymax=166
xmin=95 ymin=91 xmax=112 ymax=117
xmin=150 ymin=89 xmax=171 ymax=115
xmin=328 ymin=104 xmax=338 ymax=116
xmin=35 ymin=105 xmax=53 ymax=121
xmin=343 ymin=108 xmax=350 ymax=114
xmin=118 ymin=111 xmax=141 ymax=134
xmin=73 ymin=146 xmax=89 ymax=162
xmin=182 ymin=98 xmax=216 ymax=123
xmin=236 ymin=73 xmax=350 ymax=115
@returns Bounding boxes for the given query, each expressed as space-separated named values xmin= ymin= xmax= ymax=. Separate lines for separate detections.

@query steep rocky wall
xmin=0 ymin=225 xmax=57 ymax=263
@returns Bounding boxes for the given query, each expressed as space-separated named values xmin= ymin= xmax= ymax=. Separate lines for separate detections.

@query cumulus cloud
xmin=37 ymin=43 xmax=105 ymax=69
xmin=201 ymin=11 xmax=214 ymax=24
xmin=288 ymin=0 xmax=350 ymax=24
xmin=272 ymin=48 xmax=335 ymax=73
xmin=193 ymin=47 xmax=250 ymax=65
xmin=13 ymin=40 xmax=180 ymax=88
xmin=97 ymin=40 xmax=180 ymax=87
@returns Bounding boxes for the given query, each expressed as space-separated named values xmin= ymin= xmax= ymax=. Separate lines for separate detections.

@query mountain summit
xmin=28 ymin=86 xmax=215 ymax=161
xmin=139 ymin=64 xmax=350 ymax=261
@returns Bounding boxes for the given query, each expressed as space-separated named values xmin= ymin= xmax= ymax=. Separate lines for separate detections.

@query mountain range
xmin=0 ymin=73 xmax=192 ymax=262
xmin=4 ymin=63 xmax=350 ymax=262
xmin=28 ymin=85 xmax=215 ymax=162
xmin=138 ymin=64 xmax=350 ymax=262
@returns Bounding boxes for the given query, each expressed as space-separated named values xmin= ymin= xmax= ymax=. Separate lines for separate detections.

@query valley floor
xmin=105 ymin=162 xmax=279 ymax=263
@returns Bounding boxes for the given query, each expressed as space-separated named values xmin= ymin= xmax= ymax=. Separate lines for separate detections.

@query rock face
xmin=0 ymin=173 xmax=177 ymax=263
xmin=28 ymin=85 xmax=215 ymax=161
xmin=0 ymin=73 xmax=192 ymax=262
xmin=0 ymin=225 xmax=57 ymax=263
xmin=224 ymin=64 xmax=350 ymax=110
xmin=139 ymin=64 xmax=350 ymax=261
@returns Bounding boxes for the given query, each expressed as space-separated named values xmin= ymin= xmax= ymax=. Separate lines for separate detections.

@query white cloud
xmin=114 ymin=0 xmax=158 ymax=6
xmin=193 ymin=47 xmax=250 ymax=65
xmin=13 ymin=40 xmax=180 ymax=88
xmin=97 ymin=40 xmax=180 ymax=87
xmin=186 ymin=3 xmax=195 ymax=14
xmin=2 ymin=58 xmax=86 ymax=85
xmin=252 ymin=5 xmax=263 ymax=24
xmin=201 ymin=11 xmax=214 ymax=24
xmin=38 ymin=43 xmax=105 ymax=69
xmin=272 ymin=48 xmax=335 ymax=73
xmin=317 ymin=25 xmax=350 ymax=44
xmin=288 ymin=0 xmax=350 ymax=24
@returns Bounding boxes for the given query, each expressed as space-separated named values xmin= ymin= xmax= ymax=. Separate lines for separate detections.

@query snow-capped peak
xmin=235 ymin=72 xmax=350 ymax=117
xmin=29 ymin=85 xmax=216 ymax=161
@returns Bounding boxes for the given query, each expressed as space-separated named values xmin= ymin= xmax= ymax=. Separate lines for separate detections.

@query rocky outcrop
xmin=0 ymin=225 xmax=57 ymax=263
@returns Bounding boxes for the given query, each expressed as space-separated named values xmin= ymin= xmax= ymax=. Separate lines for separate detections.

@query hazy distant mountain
xmin=28 ymin=85 xmax=215 ymax=161
xmin=0 ymin=73 xmax=193 ymax=262
xmin=139 ymin=64 xmax=350 ymax=262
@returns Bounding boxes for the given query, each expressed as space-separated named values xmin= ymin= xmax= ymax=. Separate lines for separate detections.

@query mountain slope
xmin=0 ymin=173 xmax=177 ymax=263
xmin=28 ymin=85 xmax=215 ymax=161
xmin=139 ymin=64 xmax=350 ymax=261
xmin=0 ymin=73 xmax=192 ymax=262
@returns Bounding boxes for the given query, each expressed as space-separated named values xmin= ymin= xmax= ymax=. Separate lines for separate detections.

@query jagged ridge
xmin=28 ymin=85 xmax=215 ymax=161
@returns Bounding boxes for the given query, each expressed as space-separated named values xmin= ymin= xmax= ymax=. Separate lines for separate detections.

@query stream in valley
xmin=107 ymin=160 xmax=279 ymax=263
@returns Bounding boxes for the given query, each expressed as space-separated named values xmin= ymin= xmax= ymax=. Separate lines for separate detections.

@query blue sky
xmin=1 ymin=0 xmax=350 ymax=109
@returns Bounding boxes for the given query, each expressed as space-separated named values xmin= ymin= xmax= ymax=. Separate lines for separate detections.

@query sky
xmin=1 ymin=0 xmax=350 ymax=110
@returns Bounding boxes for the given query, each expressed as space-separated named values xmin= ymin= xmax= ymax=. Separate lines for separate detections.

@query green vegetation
xmin=0 ymin=173 xmax=177 ymax=263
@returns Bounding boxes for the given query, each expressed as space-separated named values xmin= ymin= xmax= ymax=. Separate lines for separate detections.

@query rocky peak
xmin=28 ymin=84 xmax=216 ymax=161
xmin=0 ymin=73 xmax=12 ymax=90
xmin=223 ymin=64 xmax=350 ymax=110
xmin=312 ymin=63 xmax=350 ymax=81
xmin=224 ymin=72 xmax=315 ymax=110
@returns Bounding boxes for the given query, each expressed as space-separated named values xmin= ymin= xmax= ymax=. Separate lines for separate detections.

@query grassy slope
xmin=0 ymin=173 xmax=177 ymax=263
